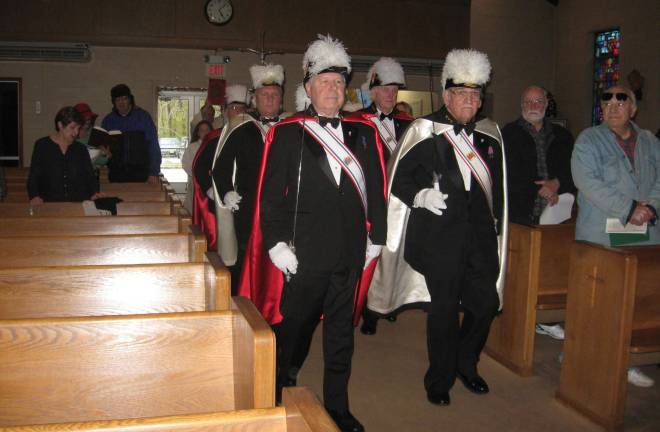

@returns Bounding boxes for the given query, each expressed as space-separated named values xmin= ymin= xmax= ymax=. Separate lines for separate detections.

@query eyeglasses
xmin=449 ymin=88 xmax=481 ymax=101
xmin=601 ymin=92 xmax=628 ymax=102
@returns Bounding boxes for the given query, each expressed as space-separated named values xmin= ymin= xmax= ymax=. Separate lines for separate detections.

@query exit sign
xmin=206 ymin=63 xmax=225 ymax=78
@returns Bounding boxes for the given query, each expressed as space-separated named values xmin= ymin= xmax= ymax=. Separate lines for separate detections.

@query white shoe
xmin=535 ymin=323 xmax=565 ymax=340
xmin=627 ymin=367 xmax=655 ymax=387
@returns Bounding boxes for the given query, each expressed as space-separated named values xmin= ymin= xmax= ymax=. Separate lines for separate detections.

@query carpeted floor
xmin=297 ymin=309 xmax=660 ymax=431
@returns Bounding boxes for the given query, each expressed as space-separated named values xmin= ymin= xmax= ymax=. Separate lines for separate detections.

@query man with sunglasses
xmin=571 ymin=85 xmax=660 ymax=387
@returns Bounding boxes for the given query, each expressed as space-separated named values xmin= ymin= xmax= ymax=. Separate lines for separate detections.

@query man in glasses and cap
xmin=571 ymin=85 xmax=660 ymax=387
xmin=239 ymin=34 xmax=387 ymax=432
xmin=101 ymin=84 xmax=160 ymax=184
xmin=372 ymin=49 xmax=507 ymax=406
xmin=211 ymin=65 xmax=285 ymax=293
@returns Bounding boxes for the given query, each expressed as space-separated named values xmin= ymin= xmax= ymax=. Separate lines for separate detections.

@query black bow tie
xmin=453 ymin=122 xmax=476 ymax=136
xmin=318 ymin=116 xmax=341 ymax=129
xmin=260 ymin=116 xmax=279 ymax=125
xmin=379 ymin=112 xmax=393 ymax=121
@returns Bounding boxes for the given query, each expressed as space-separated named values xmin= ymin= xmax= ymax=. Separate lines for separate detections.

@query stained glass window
xmin=592 ymin=29 xmax=621 ymax=125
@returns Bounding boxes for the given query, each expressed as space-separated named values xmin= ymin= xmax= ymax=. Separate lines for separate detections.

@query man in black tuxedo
xmin=212 ymin=64 xmax=284 ymax=294
xmin=378 ymin=49 xmax=507 ymax=406
xmin=352 ymin=57 xmax=415 ymax=336
xmin=244 ymin=35 xmax=386 ymax=432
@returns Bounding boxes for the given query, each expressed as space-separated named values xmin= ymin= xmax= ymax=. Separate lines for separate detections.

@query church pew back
xmin=0 ymin=297 xmax=275 ymax=427
xmin=0 ymin=253 xmax=229 ymax=319
xmin=557 ymin=241 xmax=660 ymax=430
xmin=0 ymin=214 xmax=190 ymax=236
xmin=0 ymin=201 xmax=176 ymax=216
xmin=0 ymin=388 xmax=339 ymax=432
xmin=485 ymin=223 xmax=575 ymax=376
xmin=0 ymin=231 xmax=206 ymax=268
xmin=3 ymin=189 xmax=171 ymax=202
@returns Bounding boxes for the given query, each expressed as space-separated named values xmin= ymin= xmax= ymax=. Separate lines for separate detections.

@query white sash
xmin=443 ymin=130 xmax=494 ymax=213
xmin=301 ymin=121 xmax=368 ymax=213
xmin=369 ymin=116 xmax=397 ymax=153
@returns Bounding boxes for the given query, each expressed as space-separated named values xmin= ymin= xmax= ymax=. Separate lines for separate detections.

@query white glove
xmin=413 ymin=188 xmax=449 ymax=216
xmin=223 ymin=191 xmax=242 ymax=211
xmin=364 ymin=239 xmax=383 ymax=269
xmin=268 ymin=242 xmax=298 ymax=275
xmin=206 ymin=187 xmax=215 ymax=200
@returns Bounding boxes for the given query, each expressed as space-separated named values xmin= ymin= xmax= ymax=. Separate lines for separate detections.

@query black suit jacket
xmin=213 ymin=118 xmax=265 ymax=245
xmin=391 ymin=111 xmax=503 ymax=278
xmin=260 ymin=117 xmax=387 ymax=272
xmin=502 ymin=119 xmax=575 ymax=225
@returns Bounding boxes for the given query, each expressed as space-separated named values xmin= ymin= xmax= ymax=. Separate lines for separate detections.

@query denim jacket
xmin=571 ymin=122 xmax=660 ymax=246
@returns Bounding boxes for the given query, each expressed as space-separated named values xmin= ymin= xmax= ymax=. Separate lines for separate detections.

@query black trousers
xmin=423 ymin=229 xmax=499 ymax=395
xmin=275 ymin=265 xmax=360 ymax=413
xmin=228 ymin=244 xmax=246 ymax=296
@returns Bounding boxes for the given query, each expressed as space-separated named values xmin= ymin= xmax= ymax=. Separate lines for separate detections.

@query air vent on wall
xmin=0 ymin=42 xmax=91 ymax=62
xmin=352 ymin=56 xmax=444 ymax=77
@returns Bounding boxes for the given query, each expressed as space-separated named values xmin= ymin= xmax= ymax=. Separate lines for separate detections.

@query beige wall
xmin=554 ymin=0 xmax=659 ymax=135
xmin=0 ymin=46 xmax=443 ymax=166
xmin=470 ymin=0 xmax=557 ymax=125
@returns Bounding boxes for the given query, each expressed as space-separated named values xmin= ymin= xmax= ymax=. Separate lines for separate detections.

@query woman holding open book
xmin=27 ymin=106 xmax=99 ymax=204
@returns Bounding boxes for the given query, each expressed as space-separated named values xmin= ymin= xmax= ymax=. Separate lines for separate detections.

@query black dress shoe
xmin=327 ymin=410 xmax=365 ymax=432
xmin=427 ymin=391 xmax=451 ymax=406
xmin=386 ymin=315 xmax=397 ymax=322
xmin=458 ymin=373 xmax=490 ymax=394
xmin=360 ymin=319 xmax=378 ymax=335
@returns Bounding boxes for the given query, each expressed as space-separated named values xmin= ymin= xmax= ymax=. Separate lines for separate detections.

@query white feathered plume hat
xmin=225 ymin=84 xmax=250 ymax=106
xmin=441 ymin=49 xmax=491 ymax=90
xmin=364 ymin=57 xmax=405 ymax=90
xmin=302 ymin=34 xmax=351 ymax=83
xmin=249 ymin=63 xmax=285 ymax=90
xmin=295 ymin=83 xmax=311 ymax=112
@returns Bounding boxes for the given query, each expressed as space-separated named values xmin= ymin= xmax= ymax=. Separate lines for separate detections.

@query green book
xmin=609 ymin=231 xmax=650 ymax=247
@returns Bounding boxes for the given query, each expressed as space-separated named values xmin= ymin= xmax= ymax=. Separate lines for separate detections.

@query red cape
xmin=238 ymin=114 xmax=387 ymax=325
xmin=192 ymin=128 xmax=223 ymax=251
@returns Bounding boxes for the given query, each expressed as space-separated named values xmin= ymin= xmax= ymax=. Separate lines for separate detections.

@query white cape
xmin=367 ymin=117 xmax=509 ymax=314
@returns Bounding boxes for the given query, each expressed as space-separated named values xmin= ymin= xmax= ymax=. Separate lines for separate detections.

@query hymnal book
xmin=87 ymin=126 xmax=122 ymax=153
xmin=605 ymin=218 xmax=649 ymax=246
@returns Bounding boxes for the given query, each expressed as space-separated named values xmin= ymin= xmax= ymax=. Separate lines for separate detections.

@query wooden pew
xmin=3 ymin=168 xmax=167 ymax=186
xmin=0 ymin=297 xmax=276 ymax=427
xmin=0 ymin=213 xmax=191 ymax=236
xmin=0 ymin=201 xmax=178 ymax=217
xmin=485 ymin=223 xmax=575 ymax=376
xmin=0 ymin=230 xmax=206 ymax=268
xmin=556 ymin=241 xmax=660 ymax=430
xmin=0 ymin=252 xmax=230 ymax=319
xmin=0 ymin=387 xmax=339 ymax=432
xmin=3 ymin=189 xmax=172 ymax=203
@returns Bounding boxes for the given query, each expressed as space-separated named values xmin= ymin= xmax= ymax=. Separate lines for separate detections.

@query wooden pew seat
xmin=0 ymin=297 xmax=275 ymax=427
xmin=0 ymin=388 xmax=339 ymax=432
xmin=0 ymin=214 xmax=191 ymax=236
xmin=0 ymin=201 xmax=177 ymax=217
xmin=0 ymin=253 xmax=229 ymax=319
xmin=3 ymin=189 xmax=171 ymax=203
xmin=0 ymin=230 xmax=205 ymax=268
